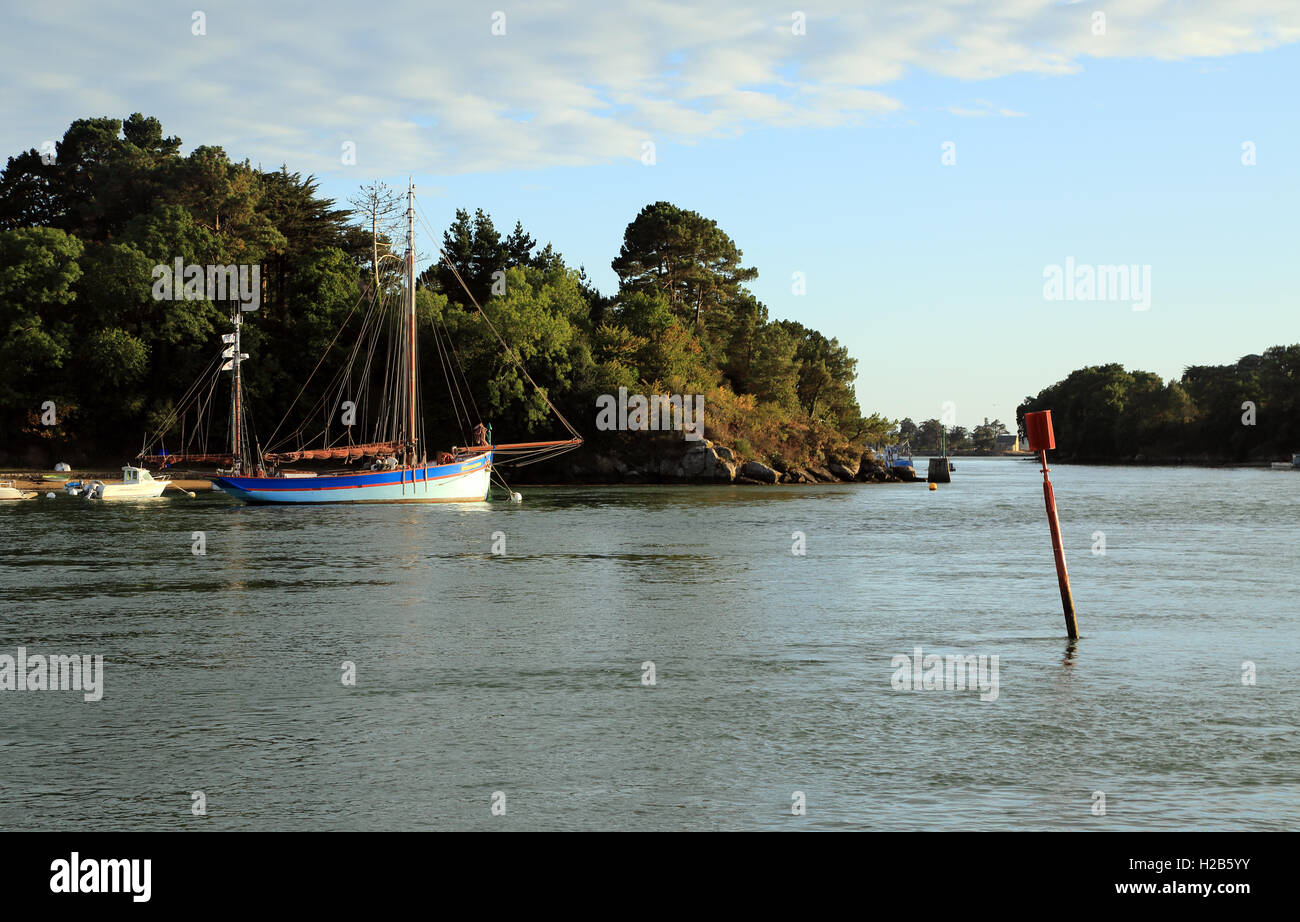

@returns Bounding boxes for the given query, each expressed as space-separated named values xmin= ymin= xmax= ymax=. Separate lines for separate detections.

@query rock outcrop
xmin=676 ymin=440 xmax=737 ymax=482
xmin=807 ymin=465 xmax=838 ymax=483
xmin=739 ymin=460 xmax=779 ymax=483
xmin=828 ymin=460 xmax=860 ymax=481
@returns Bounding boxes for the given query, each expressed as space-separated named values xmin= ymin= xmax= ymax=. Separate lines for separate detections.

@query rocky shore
xmin=556 ymin=440 xmax=913 ymax=485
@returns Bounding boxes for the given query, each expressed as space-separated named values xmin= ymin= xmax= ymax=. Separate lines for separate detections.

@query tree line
xmin=1016 ymin=348 xmax=1300 ymax=462
xmin=0 ymin=114 xmax=893 ymax=469
xmin=893 ymin=417 xmax=1012 ymax=454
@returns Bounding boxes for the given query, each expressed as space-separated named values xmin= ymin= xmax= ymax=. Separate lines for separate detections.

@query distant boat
xmin=882 ymin=442 xmax=916 ymax=477
xmin=1271 ymin=453 xmax=1300 ymax=471
xmin=83 ymin=466 xmax=170 ymax=500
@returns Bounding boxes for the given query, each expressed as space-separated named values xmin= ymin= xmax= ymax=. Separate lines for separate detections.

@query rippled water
xmin=1 ymin=459 xmax=1296 ymax=830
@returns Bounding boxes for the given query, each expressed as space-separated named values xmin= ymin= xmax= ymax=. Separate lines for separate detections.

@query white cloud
xmin=0 ymin=0 xmax=1294 ymax=175
xmin=949 ymin=100 xmax=1029 ymax=118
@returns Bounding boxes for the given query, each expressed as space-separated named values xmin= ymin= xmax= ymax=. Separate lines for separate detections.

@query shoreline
xmin=1 ymin=471 xmax=215 ymax=492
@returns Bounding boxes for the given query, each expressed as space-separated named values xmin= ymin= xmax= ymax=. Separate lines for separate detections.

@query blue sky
xmin=2 ymin=1 xmax=1297 ymax=426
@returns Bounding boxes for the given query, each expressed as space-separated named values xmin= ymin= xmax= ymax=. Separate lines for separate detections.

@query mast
xmin=406 ymin=178 xmax=417 ymax=467
xmin=232 ymin=311 xmax=242 ymax=471
xmin=223 ymin=309 xmax=248 ymax=473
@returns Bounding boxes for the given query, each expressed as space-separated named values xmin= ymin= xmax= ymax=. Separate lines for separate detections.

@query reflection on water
xmin=0 ymin=459 xmax=1296 ymax=830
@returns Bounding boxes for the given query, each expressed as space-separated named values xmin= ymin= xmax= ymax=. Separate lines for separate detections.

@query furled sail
xmin=263 ymin=442 xmax=403 ymax=463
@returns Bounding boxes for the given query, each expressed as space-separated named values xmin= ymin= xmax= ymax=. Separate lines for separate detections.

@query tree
xmin=971 ymin=417 xmax=1008 ymax=452
xmin=0 ymin=227 xmax=83 ymax=434
xmin=431 ymin=208 xmax=511 ymax=306
xmin=778 ymin=321 xmax=860 ymax=425
xmin=746 ymin=322 xmax=800 ymax=411
xmin=915 ymin=418 xmax=944 ymax=452
xmin=503 ymin=220 xmax=536 ymax=268
xmin=611 ymin=202 xmax=757 ymax=329
xmin=347 ymin=180 xmax=402 ymax=296
xmin=0 ymin=113 xmax=181 ymax=236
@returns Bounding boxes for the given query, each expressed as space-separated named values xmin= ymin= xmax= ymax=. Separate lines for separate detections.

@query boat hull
xmin=212 ymin=452 xmax=492 ymax=504
xmin=89 ymin=483 xmax=169 ymax=499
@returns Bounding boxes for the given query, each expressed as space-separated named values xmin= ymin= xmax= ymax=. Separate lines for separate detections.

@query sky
xmin=2 ymin=0 xmax=1297 ymax=427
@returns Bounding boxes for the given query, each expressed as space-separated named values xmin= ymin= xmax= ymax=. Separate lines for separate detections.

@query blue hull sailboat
xmin=141 ymin=181 xmax=580 ymax=503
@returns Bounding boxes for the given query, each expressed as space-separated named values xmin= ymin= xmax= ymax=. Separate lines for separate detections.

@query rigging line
xmin=335 ymin=285 xmax=389 ymax=447
xmin=413 ymin=203 xmax=480 ymax=424
xmin=263 ymin=288 xmax=367 ymax=451
xmin=438 ymin=309 xmax=481 ymax=423
xmin=353 ymin=288 xmax=389 ymax=431
xmin=286 ymin=292 xmax=382 ymax=450
xmin=439 ymin=254 xmax=582 ymax=441
xmin=412 ymin=198 xmax=579 ymax=440
xmin=147 ymin=350 xmax=221 ymax=436
xmin=142 ymin=350 xmax=224 ymax=452
xmin=427 ymin=306 xmax=470 ymax=444
xmin=292 ymin=309 xmax=382 ymax=453
xmin=193 ymin=372 xmax=219 ymax=453
xmin=271 ymin=283 xmax=387 ymax=452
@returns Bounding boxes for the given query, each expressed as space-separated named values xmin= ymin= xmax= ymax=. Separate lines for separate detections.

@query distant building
xmin=995 ymin=433 xmax=1021 ymax=452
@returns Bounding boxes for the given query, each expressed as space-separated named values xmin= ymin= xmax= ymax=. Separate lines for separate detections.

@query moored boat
xmin=213 ymin=451 xmax=491 ymax=503
xmin=882 ymin=442 xmax=916 ymax=477
xmin=83 ymin=466 xmax=170 ymax=500
xmin=138 ymin=181 xmax=581 ymax=505
xmin=0 ymin=480 xmax=37 ymax=500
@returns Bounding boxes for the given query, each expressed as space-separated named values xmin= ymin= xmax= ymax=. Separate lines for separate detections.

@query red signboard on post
xmin=1024 ymin=410 xmax=1055 ymax=452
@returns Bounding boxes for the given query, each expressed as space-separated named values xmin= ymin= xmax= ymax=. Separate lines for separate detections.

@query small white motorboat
xmin=84 ymin=466 xmax=170 ymax=499
xmin=0 ymin=480 xmax=37 ymax=500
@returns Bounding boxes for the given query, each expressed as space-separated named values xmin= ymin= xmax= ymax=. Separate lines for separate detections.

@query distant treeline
xmin=0 ymin=114 xmax=893 ymax=468
xmin=1016 ymin=348 xmax=1300 ymax=462
xmin=894 ymin=416 xmax=1011 ymax=454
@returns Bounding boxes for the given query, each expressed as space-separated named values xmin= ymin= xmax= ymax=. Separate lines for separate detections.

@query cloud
xmin=0 ymin=0 xmax=1295 ymax=175
xmin=949 ymin=101 xmax=1029 ymax=117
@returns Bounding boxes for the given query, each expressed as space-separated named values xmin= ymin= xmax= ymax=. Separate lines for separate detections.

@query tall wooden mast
xmin=228 ymin=309 xmax=246 ymax=473
xmin=406 ymin=178 xmax=417 ymax=466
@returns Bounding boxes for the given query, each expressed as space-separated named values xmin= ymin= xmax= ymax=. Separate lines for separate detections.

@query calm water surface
xmin=1 ymin=459 xmax=1296 ymax=830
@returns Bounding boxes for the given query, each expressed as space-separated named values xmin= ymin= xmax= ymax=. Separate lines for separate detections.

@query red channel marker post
xmin=1023 ymin=410 xmax=1079 ymax=640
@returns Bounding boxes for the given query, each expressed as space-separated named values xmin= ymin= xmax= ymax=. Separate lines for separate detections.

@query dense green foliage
xmin=0 ymin=115 xmax=887 ymax=468
xmin=1017 ymin=349 xmax=1300 ymax=461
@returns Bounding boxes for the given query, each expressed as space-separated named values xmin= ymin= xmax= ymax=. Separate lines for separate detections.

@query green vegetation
xmin=0 ymin=114 xmax=891 ymax=469
xmin=895 ymin=416 xmax=1011 ymax=454
xmin=1017 ymin=349 xmax=1300 ymax=462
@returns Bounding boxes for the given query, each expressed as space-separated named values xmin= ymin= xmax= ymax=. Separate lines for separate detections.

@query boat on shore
xmin=881 ymin=442 xmax=916 ymax=478
xmin=0 ymin=480 xmax=38 ymax=501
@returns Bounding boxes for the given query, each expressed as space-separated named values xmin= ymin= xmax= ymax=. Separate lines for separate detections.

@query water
xmin=1 ymin=459 xmax=1296 ymax=830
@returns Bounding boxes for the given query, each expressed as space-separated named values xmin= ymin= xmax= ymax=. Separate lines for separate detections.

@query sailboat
xmin=139 ymin=181 xmax=580 ymax=504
